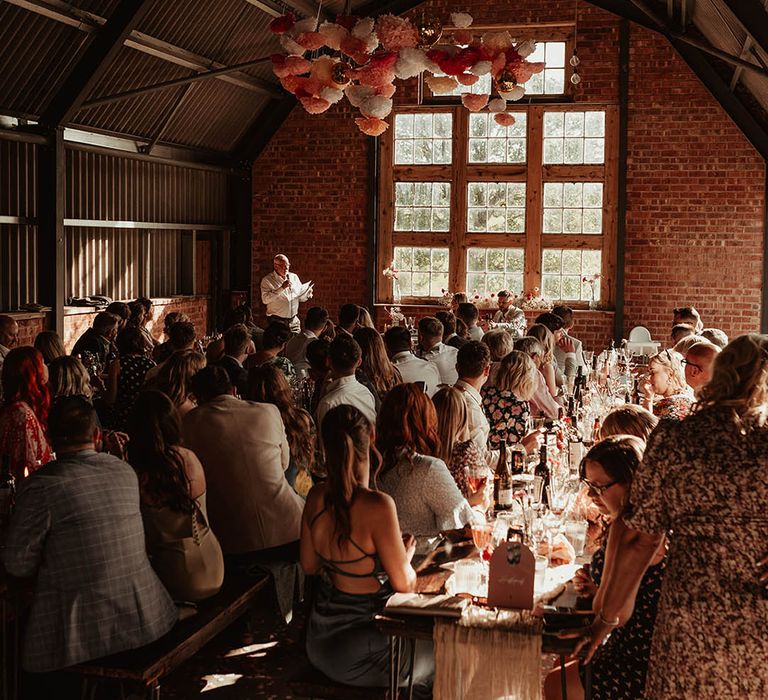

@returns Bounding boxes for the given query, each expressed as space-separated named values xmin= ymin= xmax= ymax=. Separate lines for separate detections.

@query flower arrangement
xmin=382 ymin=262 xmax=399 ymax=280
xmin=385 ymin=305 xmax=405 ymax=324
xmin=269 ymin=11 xmax=545 ymax=135
xmin=514 ymin=287 xmax=552 ymax=311
xmin=582 ymin=273 xmax=601 ymax=306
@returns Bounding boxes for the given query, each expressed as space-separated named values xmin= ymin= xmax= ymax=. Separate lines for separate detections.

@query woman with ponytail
xmin=0 ymin=346 xmax=53 ymax=478
xmin=301 ymin=404 xmax=434 ymax=691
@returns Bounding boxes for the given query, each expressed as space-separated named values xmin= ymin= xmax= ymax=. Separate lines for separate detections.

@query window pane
xmin=542 ymin=249 xmax=602 ymax=301
xmin=543 ymin=111 xmax=605 ymax=165
xmin=394 ymin=246 xmax=450 ymax=298
xmin=465 ymin=247 xmax=525 ymax=296
xmin=394 ymin=182 xmax=451 ymax=232
xmin=542 ymin=181 xmax=603 ymax=236
xmin=468 ymin=113 xmax=527 ymax=164
xmin=466 ymin=182 xmax=527 ymax=233
xmin=394 ymin=113 xmax=453 ymax=164
xmin=546 ymin=42 xmax=566 ymax=67
xmin=544 ymin=68 xmax=565 ymax=94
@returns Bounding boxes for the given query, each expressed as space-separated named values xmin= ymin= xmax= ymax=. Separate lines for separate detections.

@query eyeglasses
xmin=681 ymin=358 xmax=702 ymax=372
xmin=581 ymin=478 xmax=618 ymax=496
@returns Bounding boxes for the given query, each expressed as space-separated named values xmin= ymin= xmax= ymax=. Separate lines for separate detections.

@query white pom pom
xmin=515 ymin=40 xmax=536 ymax=58
xmin=345 ymin=84 xmax=375 ymax=107
xmin=363 ymin=32 xmax=380 ymax=53
xmin=292 ymin=18 xmax=317 ymax=34
xmin=499 ymin=85 xmax=526 ymax=101
xmin=360 ymin=95 xmax=393 ymax=119
xmin=280 ymin=34 xmax=306 ymax=56
xmin=488 ymin=97 xmax=507 ymax=113
xmin=469 ymin=60 xmax=492 ymax=76
xmin=318 ymin=21 xmax=347 ymax=50
xmin=450 ymin=12 xmax=473 ymax=29
xmin=394 ymin=47 xmax=428 ymax=79
xmin=320 ymin=86 xmax=344 ymax=104
xmin=352 ymin=17 xmax=375 ymax=38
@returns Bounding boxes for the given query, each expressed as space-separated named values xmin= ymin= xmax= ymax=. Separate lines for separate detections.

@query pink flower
xmin=494 ymin=113 xmax=516 ymax=127
xmin=376 ymin=15 xmax=419 ymax=51
xmin=492 ymin=410 xmax=502 ymax=420
xmin=355 ymin=117 xmax=389 ymax=136
xmin=461 ymin=92 xmax=489 ymax=112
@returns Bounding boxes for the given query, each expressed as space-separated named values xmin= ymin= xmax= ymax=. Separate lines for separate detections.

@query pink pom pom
xmin=299 ymin=96 xmax=332 ymax=114
xmin=376 ymin=83 xmax=397 ymax=98
xmin=269 ymin=13 xmax=295 ymax=34
xmin=494 ymin=113 xmax=516 ymax=127
xmin=295 ymin=32 xmax=327 ymax=51
xmin=376 ymin=15 xmax=419 ymax=51
xmin=461 ymin=93 xmax=489 ymax=112
xmin=453 ymin=29 xmax=474 ymax=46
xmin=355 ymin=117 xmax=389 ymax=137
xmin=456 ymin=73 xmax=480 ymax=86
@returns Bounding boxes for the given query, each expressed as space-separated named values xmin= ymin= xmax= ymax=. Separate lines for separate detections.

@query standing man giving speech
xmin=260 ymin=254 xmax=313 ymax=333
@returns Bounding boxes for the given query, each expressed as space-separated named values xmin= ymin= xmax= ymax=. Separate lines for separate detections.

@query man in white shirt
xmin=416 ymin=316 xmax=458 ymax=385
xmin=454 ymin=341 xmax=495 ymax=465
xmin=491 ymin=290 xmax=527 ymax=338
xmin=284 ymin=306 xmax=328 ymax=373
xmin=260 ymin=254 xmax=313 ymax=334
xmin=384 ymin=326 xmax=441 ymax=397
xmin=316 ymin=335 xmax=376 ymax=430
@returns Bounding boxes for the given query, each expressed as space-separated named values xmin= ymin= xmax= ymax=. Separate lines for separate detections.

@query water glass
xmin=453 ymin=559 xmax=484 ymax=595
xmin=565 ymin=520 xmax=588 ymax=557
xmin=534 ymin=555 xmax=548 ymax=592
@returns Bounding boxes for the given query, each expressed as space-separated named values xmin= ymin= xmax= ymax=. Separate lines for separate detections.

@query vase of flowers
xmin=383 ymin=262 xmax=401 ymax=304
xmin=583 ymin=274 xmax=601 ymax=309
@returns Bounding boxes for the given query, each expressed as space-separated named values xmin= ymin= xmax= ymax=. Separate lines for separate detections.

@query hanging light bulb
xmin=569 ymin=53 xmax=580 ymax=67
xmin=570 ymin=72 xmax=581 ymax=85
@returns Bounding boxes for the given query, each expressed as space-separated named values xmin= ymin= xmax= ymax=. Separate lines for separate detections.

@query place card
xmin=487 ymin=539 xmax=535 ymax=610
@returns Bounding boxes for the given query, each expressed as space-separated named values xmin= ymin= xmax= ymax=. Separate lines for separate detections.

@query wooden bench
xmin=70 ymin=572 xmax=269 ymax=699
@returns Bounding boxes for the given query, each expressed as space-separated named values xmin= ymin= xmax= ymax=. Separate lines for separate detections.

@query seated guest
xmin=135 ymin=296 xmax=160 ymax=349
xmin=454 ymin=341 xmax=493 ymax=461
xmin=684 ymin=341 xmax=720 ymax=395
xmin=105 ymin=301 xmax=130 ymax=331
xmin=316 ymin=335 xmax=376 ymax=429
xmin=183 ymin=367 xmax=304 ymax=558
xmin=701 ymin=327 xmax=728 ymax=349
xmin=216 ymin=323 xmax=251 ymax=396
xmin=127 ymin=300 xmax=154 ymax=354
xmin=302 ymin=405 xmax=434 ymax=690
xmin=455 ymin=317 xmax=470 ymax=342
xmin=673 ymin=333 xmax=707 ymax=356
xmin=104 ymin=327 xmax=156 ymax=430
xmin=535 ymin=312 xmax=577 ymax=382
xmin=599 ymin=404 xmax=658 ymax=442
xmin=450 ymin=292 xmax=467 ymax=315
xmin=33 ymin=331 xmax=65 ymax=365
xmin=435 ymin=310 xmax=467 ymax=349
xmin=417 ymin=316 xmax=459 ymax=385
xmin=433 ymin=386 xmax=490 ymax=505
xmin=206 ymin=305 xmax=263 ymax=363
xmin=545 ymin=436 xmax=666 ymax=700
xmin=247 ymin=364 xmax=316 ymax=491
xmin=127 ymin=391 xmax=224 ymax=602
xmin=246 ymin=321 xmax=295 ymax=382
xmin=552 ymin=305 xmax=587 ymax=373
xmin=383 ymin=326 xmax=441 ymax=397
xmin=528 ymin=323 xmax=560 ymax=398
xmin=146 ymin=320 xmax=196 ymax=383
xmin=306 ymin=338 xmax=331 ymax=415
xmin=153 ymin=349 xmax=207 ymax=419
xmin=377 ymin=384 xmax=477 ymax=552
xmin=153 ymin=312 xmax=192 ymax=364
xmin=482 ymin=328 xmax=514 ymax=387
xmin=491 ymin=290 xmax=526 ymax=338
xmin=71 ymin=311 xmax=119 ymax=370
xmin=672 ymin=305 xmax=703 ymax=332
xmin=457 ymin=302 xmax=483 ymax=341
xmin=482 ymin=351 xmax=544 ymax=454
xmin=640 ymin=349 xmax=693 ymax=420
xmin=48 ymin=355 xmax=93 ymax=402
xmin=0 ymin=347 xmax=53 ymax=478
xmin=671 ymin=323 xmax=695 ymax=345
xmin=514 ymin=336 xmax=560 ymax=419
xmin=357 ymin=306 xmax=376 ymax=329
xmin=353 ymin=327 xmax=402 ymax=405
xmin=284 ymin=306 xmax=329 ymax=373
xmin=2 ymin=396 xmax=177 ymax=673
xmin=337 ymin=303 xmax=360 ymax=337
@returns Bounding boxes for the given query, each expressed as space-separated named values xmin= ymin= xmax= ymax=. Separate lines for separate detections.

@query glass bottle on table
xmin=534 ymin=442 xmax=550 ymax=508
xmin=493 ymin=439 xmax=513 ymax=512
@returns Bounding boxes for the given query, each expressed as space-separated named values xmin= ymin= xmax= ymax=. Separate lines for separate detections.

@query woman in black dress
xmin=545 ymin=436 xmax=667 ymax=700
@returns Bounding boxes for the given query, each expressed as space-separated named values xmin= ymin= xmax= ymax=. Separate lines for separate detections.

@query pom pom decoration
xmin=469 ymin=60 xmax=492 ymax=76
xmin=488 ymin=97 xmax=507 ymax=113
xmin=320 ymin=86 xmax=345 ymax=104
xmin=376 ymin=15 xmax=419 ymax=51
xmin=345 ymin=84 xmax=376 ymax=107
xmin=360 ymin=95 xmax=393 ymax=119
xmin=515 ymin=40 xmax=536 ymax=58
xmin=500 ymin=85 xmax=526 ymax=101
xmin=461 ymin=92 xmax=489 ymax=112
xmin=309 ymin=55 xmax=337 ymax=84
xmin=271 ymin=55 xmax=311 ymax=79
xmin=355 ymin=117 xmax=389 ymax=137
xmin=450 ymin=12 xmax=474 ymax=28
xmin=293 ymin=18 xmax=318 ymax=34
xmin=299 ymin=96 xmax=332 ymax=114
xmin=425 ymin=74 xmax=459 ymax=94
xmin=335 ymin=15 xmax=359 ymax=31
xmin=482 ymin=31 xmax=514 ymax=53
xmin=280 ymin=34 xmax=306 ymax=56
xmin=269 ymin=13 xmax=295 ymax=34
xmin=456 ymin=72 xmax=480 ymax=86
xmin=394 ymin=47 xmax=439 ymax=79
xmin=453 ymin=29 xmax=475 ymax=46
xmin=352 ymin=17 xmax=375 ymax=39
xmin=494 ymin=113 xmax=517 ymax=127
xmin=318 ymin=21 xmax=348 ymax=50
xmin=376 ymin=83 xmax=397 ymax=98
xmin=294 ymin=32 xmax=327 ymax=51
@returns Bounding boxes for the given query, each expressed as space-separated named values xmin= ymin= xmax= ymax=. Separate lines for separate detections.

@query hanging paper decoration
xmin=269 ymin=12 xmax=546 ymax=134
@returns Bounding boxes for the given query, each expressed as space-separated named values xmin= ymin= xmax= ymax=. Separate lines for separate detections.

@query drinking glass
xmin=465 ymin=466 xmax=488 ymax=496
xmin=534 ymin=555 xmax=548 ymax=592
xmin=565 ymin=520 xmax=588 ymax=557
xmin=470 ymin=523 xmax=494 ymax=554
xmin=582 ymin=350 xmax=594 ymax=367
xmin=453 ymin=560 xmax=484 ymax=595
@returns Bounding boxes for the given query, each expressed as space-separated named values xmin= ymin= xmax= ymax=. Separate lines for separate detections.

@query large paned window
xmin=378 ymin=103 xmax=617 ymax=305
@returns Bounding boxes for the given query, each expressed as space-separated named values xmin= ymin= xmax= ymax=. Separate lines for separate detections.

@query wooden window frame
xmin=377 ymin=102 xmax=618 ymax=310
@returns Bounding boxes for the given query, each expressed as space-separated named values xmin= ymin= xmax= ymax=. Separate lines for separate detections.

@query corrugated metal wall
xmin=0 ymin=140 xmax=38 ymax=309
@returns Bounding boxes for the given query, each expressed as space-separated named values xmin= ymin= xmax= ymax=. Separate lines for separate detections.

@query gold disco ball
xmin=332 ymin=62 xmax=350 ymax=86
xmin=494 ymin=70 xmax=517 ymax=94
xmin=416 ymin=16 xmax=443 ymax=48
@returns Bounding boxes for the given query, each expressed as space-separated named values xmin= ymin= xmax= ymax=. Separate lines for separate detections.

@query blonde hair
xmin=697 ymin=334 xmax=768 ymax=428
xmin=600 ymin=405 xmax=658 ymax=442
xmin=527 ymin=323 xmax=555 ymax=364
xmin=156 ymin=350 xmax=206 ymax=406
xmin=649 ymin=349 xmax=687 ymax=395
xmin=48 ymin=356 xmax=93 ymax=400
xmin=34 ymin=331 xmax=66 ymax=364
xmin=495 ymin=350 xmax=538 ymax=401
xmin=483 ymin=328 xmax=514 ymax=361
xmin=432 ymin=386 xmax=470 ymax=464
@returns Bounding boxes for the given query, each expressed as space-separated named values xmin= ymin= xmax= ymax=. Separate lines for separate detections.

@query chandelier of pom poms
xmin=270 ymin=11 xmax=545 ymax=136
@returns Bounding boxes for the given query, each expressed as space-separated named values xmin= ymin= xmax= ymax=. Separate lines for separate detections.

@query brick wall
xmin=251 ymin=1 xmax=765 ymax=347
xmin=62 ymin=296 xmax=211 ymax=353
xmin=15 ymin=315 xmax=47 ymax=347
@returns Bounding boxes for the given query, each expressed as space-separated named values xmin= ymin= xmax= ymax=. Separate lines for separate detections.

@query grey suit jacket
xmin=2 ymin=450 xmax=177 ymax=672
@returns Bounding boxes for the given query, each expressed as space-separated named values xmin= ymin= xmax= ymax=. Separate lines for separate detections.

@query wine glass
xmin=465 ymin=466 xmax=488 ymax=497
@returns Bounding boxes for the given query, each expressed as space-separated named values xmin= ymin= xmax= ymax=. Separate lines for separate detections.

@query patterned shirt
xmin=481 ymin=386 xmax=530 ymax=450
xmin=653 ymin=393 xmax=693 ymax=421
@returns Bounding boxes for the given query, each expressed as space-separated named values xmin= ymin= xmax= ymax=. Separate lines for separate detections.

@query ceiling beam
xmin=721 ymin=0 xmax=768 ymax=59
xmin=40 ymin=0 xmax=154 ymax=126
xmin=7 ymin=0 xmax=280 ymax=98
xmin=281 ymin=0 xmax=329 ymax=21
xmin=354 ymin=0 xmax=426 ymax=16
xmin=244 ymin=0 xmax=282 ymax=18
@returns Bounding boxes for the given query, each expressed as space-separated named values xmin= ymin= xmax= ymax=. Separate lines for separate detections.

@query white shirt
xmin=455 ymin=379 xmax=498 ymax=467
xmin=260 ymin=271 xmax=311 ymax=319
xmin=391 ymin=351 xmax=442 ymax=397
xmin=467 ymin=325 xmax=484 ymax=341
xmin=492 ymin=307 xmax=527 ymax=338
xmin=419 ymin=342 xmax=458 ymax=386
xmin=315 ymin=374 xmax=377 ymax=429
xmin=554 ymin=334 xmax=586 ymax=377
xmin=283 ymin=330 xmax=317 ymax=371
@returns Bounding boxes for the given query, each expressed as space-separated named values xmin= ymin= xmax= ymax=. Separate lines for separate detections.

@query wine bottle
xmin=535 ymin=442 xmax=550 ymax=508
xmin=493 ymin=439 xmax=513 ymax=512
xmin=0 ymin=454 xmax=16 ymax=528
xmin=574 ymin=365 xmax=583 ymax=406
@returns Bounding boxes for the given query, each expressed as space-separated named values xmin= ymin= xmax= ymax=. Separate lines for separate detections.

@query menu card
xmin=487 ymin=539 xmax=535 ymax=610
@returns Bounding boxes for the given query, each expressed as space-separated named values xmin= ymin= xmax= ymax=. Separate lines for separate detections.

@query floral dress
xmin=481 ymin=386 xmax=530 ymax=450
xmin=0 ymin=401 xmax=53 ymax=479
xmin=624 ymin=406 xmax=768 ymax=698
xmin=445 ymin=439 xmax=487 ymax=499
xmin=652 ymin=392 xmax=693 ymax=421
xmin=580 ymin=545 xmax=666 ymax=699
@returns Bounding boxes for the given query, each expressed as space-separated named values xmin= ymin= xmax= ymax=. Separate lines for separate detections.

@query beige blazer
xmin=182 ymin=395 xmax=303 ymax=554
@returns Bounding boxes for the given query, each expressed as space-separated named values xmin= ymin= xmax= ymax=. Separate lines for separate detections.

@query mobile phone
xmin=414 ymin=380 xmax=427 ymax=392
